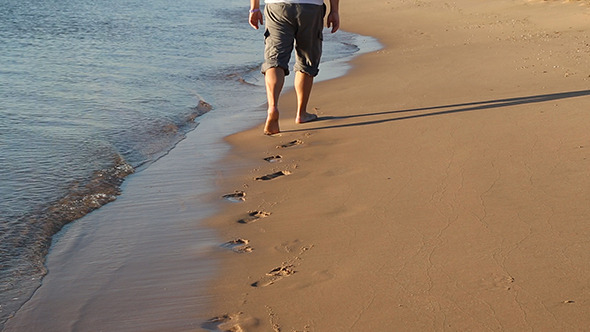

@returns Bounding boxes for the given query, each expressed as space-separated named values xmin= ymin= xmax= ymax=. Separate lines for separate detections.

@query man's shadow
xmin=285 ymin=90 xmax=590 ymax=132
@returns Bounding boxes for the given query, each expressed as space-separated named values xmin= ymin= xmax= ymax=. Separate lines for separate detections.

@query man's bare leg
xmin=295 ymin=71 xmax=318 ymax=124
xmin=264 ymin=67 xmax=285 ymax=135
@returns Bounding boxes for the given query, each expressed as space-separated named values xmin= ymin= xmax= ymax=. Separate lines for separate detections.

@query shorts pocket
xmin=264 ymin=29 xmax=270 ymax=44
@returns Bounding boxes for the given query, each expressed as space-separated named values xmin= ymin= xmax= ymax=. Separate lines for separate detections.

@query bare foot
xmin=295 ymin=113 xmax=318 ymax=124
xmin=264 ymin=108 xmax=280 ymax=135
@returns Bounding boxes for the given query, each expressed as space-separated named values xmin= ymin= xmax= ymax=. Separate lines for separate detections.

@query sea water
xmin=0 ymin=0 xmax=379 ymax=326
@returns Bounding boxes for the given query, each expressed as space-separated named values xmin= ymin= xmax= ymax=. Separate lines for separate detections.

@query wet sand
xmin=2 ymin=108 xmax=264 ymax=331
xmin=203 ymin=0 xmax=590 ymax=330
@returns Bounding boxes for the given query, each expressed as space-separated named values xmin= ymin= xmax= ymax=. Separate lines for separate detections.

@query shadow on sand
xmin=284 ymin=90 xmax=590 ymax=132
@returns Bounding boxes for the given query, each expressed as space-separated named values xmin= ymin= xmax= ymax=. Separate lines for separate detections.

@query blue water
xmin=0 ymin=0 xmax=377 ymax=326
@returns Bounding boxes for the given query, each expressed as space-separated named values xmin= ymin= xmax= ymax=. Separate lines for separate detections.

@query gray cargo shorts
xmin=262 ymin=3 xmax=326 ymax=77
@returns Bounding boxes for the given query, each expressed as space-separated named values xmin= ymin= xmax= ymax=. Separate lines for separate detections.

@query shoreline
xmin=1 ymin=27 xmax=378 ymax=332
xmin=203 ymin=0 xmax=590 ymax=330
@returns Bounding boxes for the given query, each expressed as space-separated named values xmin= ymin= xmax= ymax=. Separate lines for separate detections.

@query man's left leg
xmin=264 ymin=67 xmax=286 ymax=135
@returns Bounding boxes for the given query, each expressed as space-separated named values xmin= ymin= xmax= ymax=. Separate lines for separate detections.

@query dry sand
xmin=204 ymin=0 xmax=590 ymax=331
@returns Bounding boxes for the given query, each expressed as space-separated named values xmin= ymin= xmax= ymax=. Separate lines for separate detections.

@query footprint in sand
xmin=222 ymin=191 xmax=246 ymax=202
xmin=238 ymin=210 xmax=271 ymax=224
xmin=264 ymin=155 xmax=282 ymax=163
xmin=221 ymin=238 xmax=253 ymax=253
xmin=479 ymin=274 xmax=515 ymax=291
xmin=251 ymin=264 xmax=295 ymax=287
xmin=202 ymin=312 xmax=259 ymax=332
xmin=255 ymin=170 xmax=291 ymax=181
xmin=276 ymin=139 xmax=302 ymax=149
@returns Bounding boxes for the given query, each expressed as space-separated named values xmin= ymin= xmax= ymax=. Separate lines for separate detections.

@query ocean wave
xmin=0 ymin=153 xmax=133 ymax=325
xmin=0 ymin=99 xmax=212 ymax=326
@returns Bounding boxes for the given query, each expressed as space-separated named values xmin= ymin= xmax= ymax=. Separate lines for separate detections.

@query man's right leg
xmin=294 ymin=71 xmax=317 ymax=124
xmin=264 ymin=67 xmax=285 ymax=135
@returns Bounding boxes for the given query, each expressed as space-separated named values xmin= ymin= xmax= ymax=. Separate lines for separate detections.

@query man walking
xmin=249 ymin=0 xmax=340 ymax=135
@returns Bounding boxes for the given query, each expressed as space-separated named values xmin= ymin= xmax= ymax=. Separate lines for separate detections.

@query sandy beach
xmin=4 ymin=0 xmax=590 ymax=331
xmin=203 ymin=0 xmax=590 ymax=330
